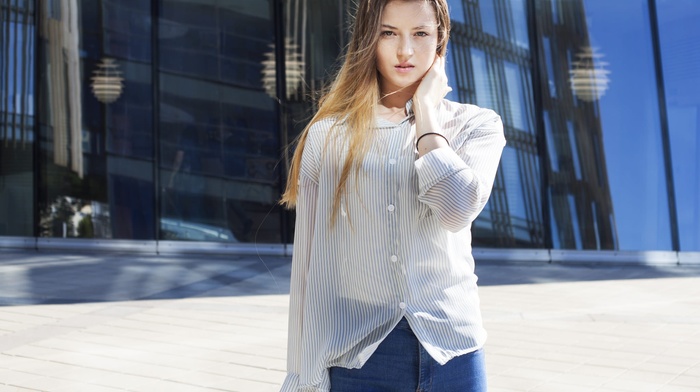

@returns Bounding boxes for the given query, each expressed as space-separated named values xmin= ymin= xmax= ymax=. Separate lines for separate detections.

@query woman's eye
xmin=381 ymin=31 xmax=394 ymax=36
xmin=415 ymin=31 xmax=428 ymax=37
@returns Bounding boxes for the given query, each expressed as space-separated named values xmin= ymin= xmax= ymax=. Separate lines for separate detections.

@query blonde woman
xmin=280 ymin=0 xmax=505 ymax=390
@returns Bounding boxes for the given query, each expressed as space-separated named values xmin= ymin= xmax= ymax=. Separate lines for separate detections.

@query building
xmin=1 ymin=0 xmax=698 ymax=263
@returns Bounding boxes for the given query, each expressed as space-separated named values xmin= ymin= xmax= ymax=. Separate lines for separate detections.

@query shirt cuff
xmin=414 ymin=147 xmax=471 ymax=195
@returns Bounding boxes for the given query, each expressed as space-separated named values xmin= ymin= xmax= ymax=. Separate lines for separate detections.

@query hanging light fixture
xmin=261 ymin=38 xmax=305 ymax=100
xmin=569 ymin=46 xmax=611 ymax=102
xmin=91 ymin=58 xmax=124 ymax=104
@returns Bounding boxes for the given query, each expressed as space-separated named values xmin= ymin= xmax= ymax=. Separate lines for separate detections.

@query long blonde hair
xmin=281 ymin=0 xmax=451 ymax=225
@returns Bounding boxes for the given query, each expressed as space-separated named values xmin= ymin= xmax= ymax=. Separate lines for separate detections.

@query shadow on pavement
xmin=476 ymin=261 xmax=700 ymax=286
xmin=1 ymin=249 xmax=699 ymax=306
xmin=0 ymin=250 xmax=291 ymax=306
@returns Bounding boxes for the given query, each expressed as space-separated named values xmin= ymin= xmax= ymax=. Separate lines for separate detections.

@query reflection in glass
xmin=158 ymin=0 xmax=281 ymax=243
xmin=470 ymin=49 xmax=492 ymax=109
xmin=509 ymin=0 xmax=529 ymax=49
xmin=0 ymin=0 xmax=35 ymax=236
xmin=448 ymin=1 xmax=543 ymax=247
xmin=657 ymin=0 xmax=700 ymax=251
xmin=535 ymin=0 xmax=672 ymax=250
xmin=478 ymin=0 xmax=498 ymax=38
xmin=38 ymin=0 xmax=155 ymax=239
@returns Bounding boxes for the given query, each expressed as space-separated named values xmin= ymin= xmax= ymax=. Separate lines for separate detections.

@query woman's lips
xmin=395 ymin=64 xmax=415 ymax=73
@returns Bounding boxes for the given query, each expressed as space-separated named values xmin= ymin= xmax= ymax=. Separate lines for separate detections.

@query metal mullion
xmin=11 ymin=0 xmax=19 ymax=148
xmin=20 ymin=0 xmax=29 ymax=148
xmin=273 ymin=0 xmax=289 ymax=245
xmin=32 ymin=0 xmax=40 ymax=239
xmin=648 ymin=0 xmax=680 ymax=252
xmin=152 ymin=0 xmax=160 ymax=242
xmin=527 ymin=0 xmax=552 ymax=250
xmin=3 ymin=2 xmax=12 ymax=146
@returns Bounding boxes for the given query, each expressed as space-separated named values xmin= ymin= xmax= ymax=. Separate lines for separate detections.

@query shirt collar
xmin=375 ymin=98 xmax=415 ymax=129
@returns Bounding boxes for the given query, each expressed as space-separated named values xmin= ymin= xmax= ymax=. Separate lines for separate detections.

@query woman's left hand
xmin=414 ymin=55 xmax=452 ymax=132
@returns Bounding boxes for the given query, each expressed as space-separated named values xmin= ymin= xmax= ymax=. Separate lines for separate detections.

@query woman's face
xmin=376 ymin=0 xmax=439 ymax=96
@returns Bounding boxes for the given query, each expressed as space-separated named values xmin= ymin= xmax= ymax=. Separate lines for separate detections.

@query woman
xmin=280 ymin=0 xmax=505 ymax=390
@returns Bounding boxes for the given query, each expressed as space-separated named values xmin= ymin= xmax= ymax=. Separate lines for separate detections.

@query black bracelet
xmin=416 ymin=132 xmax=449 ymax=149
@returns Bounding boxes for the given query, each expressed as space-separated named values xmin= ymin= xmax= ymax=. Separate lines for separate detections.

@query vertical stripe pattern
xmin=281 ymin=99 xmax=506 ymax=392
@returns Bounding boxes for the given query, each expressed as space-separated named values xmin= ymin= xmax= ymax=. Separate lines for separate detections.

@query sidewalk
xmin=0 ymin=250 xmax=699 ymax=391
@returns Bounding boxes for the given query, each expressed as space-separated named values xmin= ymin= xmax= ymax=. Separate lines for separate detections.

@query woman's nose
xmin=397 ymin=37 xmax=414 ymax=58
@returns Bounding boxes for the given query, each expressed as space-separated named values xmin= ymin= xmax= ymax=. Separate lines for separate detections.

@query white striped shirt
xmin=281 ymin=99 xmax=506 ymax=391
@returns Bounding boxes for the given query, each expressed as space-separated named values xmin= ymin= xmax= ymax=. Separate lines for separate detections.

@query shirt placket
xmin=387 ymin=123 xmax=408 ymax=313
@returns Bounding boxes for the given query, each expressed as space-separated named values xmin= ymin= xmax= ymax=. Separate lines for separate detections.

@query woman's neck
xmin=379 ymin=86 xmax=415 ymax=110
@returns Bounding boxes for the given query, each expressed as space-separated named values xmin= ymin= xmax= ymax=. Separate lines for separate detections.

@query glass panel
xmin=450 ymin=0 xmax=465 ymax=24
xmin=509 ymin=0 xmax=529 ymax=49
xmin=159 ymin=0 xmax=281 ymax=243
xmin=470 ymin=49 xmax=492 ymax=109
xmin=535 ymin=0 xmax=672 ymax=250
xmin=542 ymin=37 xmax=557 ymax=98
xmin=0 ymin=0 xmax=35 ymax=236
xmin=501 ymin=147 xmax=529 ymax=242
xmin=543 ymin=111 xmax=559 ymax=171
xmin=445 ymin=41 xmax=465 ymax=102
xmin=504 ymin=61 xmax=530 ymax=133
xmin=38 ymin=0 xmax=155 ymax=240
xmin=478 ymin=0 xmax=498 ymax=38
xmin=657 ymin=0 xmax=700 ymax=251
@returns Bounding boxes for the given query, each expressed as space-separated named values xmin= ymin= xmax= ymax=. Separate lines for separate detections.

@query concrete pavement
xmin=0 ymin=250 xmax=699 ymax=391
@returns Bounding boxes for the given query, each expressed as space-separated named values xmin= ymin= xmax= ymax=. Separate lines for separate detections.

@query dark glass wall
xmin=37 ymin=0 xmax=155 ymax=239
xmin=158 ymin=0 xmax=281 ymax=243
xmin=0 ymin=0 xmax=35 ymax=236
xmin=1 ymin=0 xmax=699 ymax=253
xmin=657 ymin=0 xmax=700 ymax=251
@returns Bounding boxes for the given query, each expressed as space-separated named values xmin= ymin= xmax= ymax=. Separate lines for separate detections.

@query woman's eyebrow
xmin=381 ymin=24 xmax=434 ymax=30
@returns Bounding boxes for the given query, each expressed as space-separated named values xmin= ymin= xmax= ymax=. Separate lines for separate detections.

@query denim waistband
xmin=395 ymin=317 xmax=411 ymax=330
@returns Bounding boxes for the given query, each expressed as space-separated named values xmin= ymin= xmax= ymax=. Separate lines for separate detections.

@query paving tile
xmin=680 ymin=364 xmax=700 ymax=377
xmin=53 ymin=382 xmax=123 ymax=392
xmin=614 ymin=369 xmax=678 ymax=384
xmin=0 ymin=385 xmax=40 ymax=392
xmin=631 ymin=360 xmax=687 ymax=375
xmin=3 ymin=253 xmax=700 ymax=391
xmin=213 ymin=377 xmax=281 ymax=392
xmin=657 ymin=385 xmax=700 ymax=392
xmin=568 ymin=364 xmax=627 ymax=379
xmin=669 ymin=374 xmax=700 ymax=388
xmin=48 ymin=366 xmax=118 ymax=384
xmin=488 ymin=375 xmax=542 ymax=390
xmin=601 ymin=378 xmax=668 ymax=392
xmin=128 ymin=379 xmax=220 ymax=392
xmin=528 ymin=381 xmax=597 ymax=392
xmin=207 ymin=363 xmax=286 ymax=384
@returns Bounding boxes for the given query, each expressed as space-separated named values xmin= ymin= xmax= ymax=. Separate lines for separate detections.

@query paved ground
xmin=0 ymin=249 xmax=699 ymax=392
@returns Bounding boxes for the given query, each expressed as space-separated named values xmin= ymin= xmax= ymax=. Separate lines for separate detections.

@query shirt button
xmin=387 ymin=204 xmax=395 ymax=212
xmin=399 ymin=302 xmax=406 ymax=310
xmin=390 ymin=255 xmax=398 ymax=262
xmin=389 ymin=158 xmax=397 ymax=165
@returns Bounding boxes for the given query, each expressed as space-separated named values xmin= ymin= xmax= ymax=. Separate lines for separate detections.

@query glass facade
xmin=1 ymin=0 xmax=35 ymax=237
xmin=1 ymin=0 xmax=699 ymax=255
xmin=157 ymin=0 xmax=281 ymax=243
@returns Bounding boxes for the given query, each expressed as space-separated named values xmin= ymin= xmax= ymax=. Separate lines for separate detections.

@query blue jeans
xmin=329 ymin=318 xmax=487 ymax=392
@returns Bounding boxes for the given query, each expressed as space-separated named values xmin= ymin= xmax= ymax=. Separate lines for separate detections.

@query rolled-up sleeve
xmin=414 ymin=109 xmax=505 ymax=232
